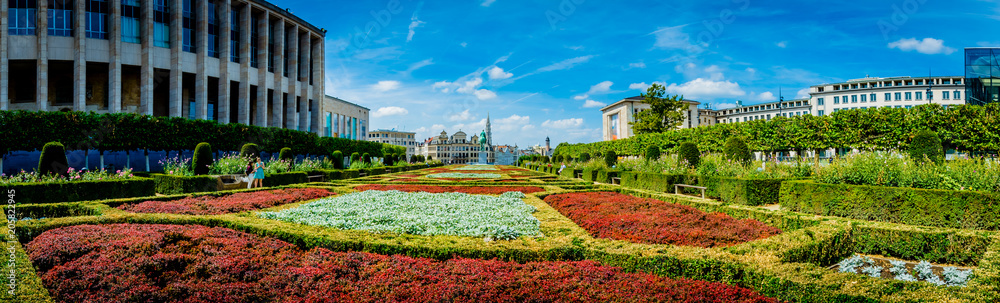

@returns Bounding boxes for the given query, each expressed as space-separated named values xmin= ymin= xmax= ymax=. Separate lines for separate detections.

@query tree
xmin=909 ymin=130 xmax=943 ymax=164
xmin=724 ymin=137 xmax=751 ymax=166
xmin=630 ymin=83 xmax=687 ymax=134
xmin=678 ymin=142 xmax=700 ymax=168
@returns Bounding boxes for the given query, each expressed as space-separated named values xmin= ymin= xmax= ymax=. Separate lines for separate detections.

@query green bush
xmin=362 ymin=153 xmax=371 ymax=164
xmin=350 ymin=152 xmax=361 ymax=163
xmin=581 ymin=168 xmax=599 ymax=182
xmin=279 ymin=147 xmax=293 ymax=162
xmin=579 ymin=153 xmax=591 ymax=162
xmin=780 ymin=180 xmax=1000 ymax=230
xmin=153 ymin=174 xmax=220 ymax=195
xmin=699 ymin=176 xmax=786 ymax=206
xmin=0 ymin=178 xmax=155 ymax=204
xmin=240 ymin=143 xmax=260 ymax=159
xmin=331 ymin=151 xmax=344 ymax=169
xmin=262 ymin=172 xmax=308 ymax=187
xmin=724 ymin=137 xmax=752 ymax=165
xmin=596 ymin=169 xmax=620 ymax=184
xmin=192 ymin=142 xmax=214 ymax=176
xmin=909 ymin=130 xmax=943 ymax=164
xmin=604 ymin=151 xmax=618 ymax=168
xmin=620 ymin=172 xmax=693 ymax=192
xmin=38 ymin=142 xmax=69 ymax=176
xmin=678 ymin=142 xmax=700 ymax=168
xmin=644 ymin=146 xmax=661 ymax=161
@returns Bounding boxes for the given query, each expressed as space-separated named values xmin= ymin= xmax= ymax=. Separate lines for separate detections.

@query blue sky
xmin=278 ymin=0 xmax=991 ymax=146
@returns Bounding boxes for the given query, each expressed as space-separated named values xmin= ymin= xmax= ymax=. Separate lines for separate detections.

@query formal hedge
xmin=153 ymin=174 xmax=220 ymax=195
xmin=780 ymin=180 xmax=1000 ymax=230
xmin=595 ymin=170 xmax=620 ymax=184
xmin=580 ymin=168 xmax=599 ymax=182
xmin=699 ymin=176 xmax=787 ymax=206
xmin=619 ymin=172 xmax=695 ymax=193
xmin=262 ymin=172 xmax=308 ymax=187
xmin=560 ymin=168 xmax=580 ymax=179
xmin=1 ymin=178 xmax=155 ymax=204
xmin=0 ymin=110 xmax=391 ymax=157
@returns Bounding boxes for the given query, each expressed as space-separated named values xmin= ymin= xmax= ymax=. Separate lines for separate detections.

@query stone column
xmin=37 ymin=0 xmax=48 ymax=111
xmin=237 ymin=3 xmax=250 ymax=124
xmin=72 ymin=0 xmax=86 ymax=111
xmin=312 ymin=36 xmax=324 ymax=135
xmin=195 ymin=0 xmax=209 ymax=120
xmin=0 ymin=0 xmax=7 ymax=110
xmin=254 ymin=9 xmax=268 ymax=127
xmin=299 ymin=32 xmax=310 ymax=132
xmin=285 ymin=24 xmax=298 ymax=130
xmin=109 ymin=0 xmax=122 ymax=113
xmin=270 ymin=19 xmax=284 ymax=128
xmin=140 ymin=0 xmax=154 ymax=115
xmin=217 ymin=0 xmax=231 ymax=123
xmin=169 ymin=0 xmax=183 ymax=117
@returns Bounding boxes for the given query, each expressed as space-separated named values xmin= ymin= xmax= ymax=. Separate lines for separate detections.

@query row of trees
xmin=557 ymin=103 xmax=1000 ymax=158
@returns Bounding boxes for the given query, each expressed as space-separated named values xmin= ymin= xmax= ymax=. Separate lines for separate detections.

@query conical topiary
xmin=331 ymin=150 xmax=344 ymax=169
xmin=362 ymin=153 xmax=371 ymax=164
xmin=38 ymin=142 xmax=69 ymax=176
xmin=192 ymin=142 xmax=214 ymax=175
xmin=909 ymin=130 xmax=944 ymax=164
xmin=678 ymin=142 xmax=701 ymax=168
xmin=724 ymin=137 xmax=752 ymax=166
xmin=240 ymin=143 xmax=260 ymax=159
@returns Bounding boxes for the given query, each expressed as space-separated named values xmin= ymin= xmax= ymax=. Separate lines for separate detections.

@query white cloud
xmin=888 ymin=38 xmax=956 ymax=55
xmin=583 ymin=100 xmax=606 ymax=108
xmin=488 ymin=67 xmax=513 ymax=80
xmin=448 ymin=109 xmax=475 ymax=122
xmin=481 ymin=0 xmax=496 ymax=7
xmin=456 ymin=78 xmax=483 ymax=94
xmin=664 ymin=78 xmax=746 ymax=100
xmin=588 ymin=81 xmax=613 ymax=94
xmin=372 ymin=106 xmax=409 ymax=118
xmin=776 ymin=41 xmax=787 ymax=48
xmin=651 ymin=25 xmax=700 ymax=52
xmin=542 ymin=118 xmax=584 ymax=129
xmin=629 ymin=62 xmax=647 ymax=69
xmin=474 ymin=89 xmax=498 ymax=100
xmin=371 ymin=80 xmax=401 ymax=92
xmin=407 ymin=14 xmax=425 ymax=42
xmin=796 ymin=88 xmax=811 ymax=99
xmin=537 ymin=55 xmax=594 ymax=72
xmin=573 ymin=95 xmax=588 ymax=100
xmin=433 ymin=81 xmax=453 ymax=93
xmin=753 ymin=92 xmax=777 ymax=102
xmin=629 ymin=82 xmax=651 ymax=91
xmin=460 ymin=42 xmax=468 ymax=48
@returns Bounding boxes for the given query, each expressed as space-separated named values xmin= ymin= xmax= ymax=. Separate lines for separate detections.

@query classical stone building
xmin=366 ymin=128 xmax=417 ymax=159
xmin=421 ymin=130 xmax=482 ymax=164
xmin=1 ymin=0 xmax=330 ymax=135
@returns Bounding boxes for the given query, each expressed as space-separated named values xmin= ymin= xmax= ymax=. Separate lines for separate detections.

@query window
xmin=860 ymin=94 xmax=866 ymax=102
xmin=851 ymin=95 xmax=857 ymax=103
xmin=885 ymin=93 xmax=891 ymax=101
xmin=942 ymin=91 xmax=950 ymax=100
xmin=48 ymin=0 xmax=72 ymax=37
xmin=834 ymin=96 xmax=839 ymax=104
xmin=896 ymin=105 xmax=902 ymax=108
xmin=870 ymin=94 xmax=876 ymax=102
xmin=942 ymin=79 xmax=951 ymax=85
xmin=230 ymin=9 xmax=239 ymax=62
xmin=905 ymin=92 xmax=912 ymax=101
xmin=894 ymin=92 xmax=902 ymax=101
xmin=283 ymin=26 xmax=290 ymax=77
xmin=182 ymin=0 xmax=194 ymax=52
xmin=818 ymin=110 xmax=824 ymax=116
xmin=267 ymin=21 xmax=274 ymax=72
xmin=153 ymin=0 xmax=170 ymax=47
xmin=905 ymin=105 xmax=913 ymax=109
xmin=9 ymin=0 xmax=37 ymax=35
xmin=915 ymin=92 xmax=922 ymax=100
xmin=250 ymin=14 xmax=258 ymax=67
xmin=207 ymin=0 xmax=218 ymax=57
xmin=954 ymin=90 xmax=961 ymax=100
xmin=817 ymin=97 xmax=824 ymax=105
xmin=86 ymin=0 xmax=108 ymax=39
xmin=121 ymin=0 xmax=140 ymax=43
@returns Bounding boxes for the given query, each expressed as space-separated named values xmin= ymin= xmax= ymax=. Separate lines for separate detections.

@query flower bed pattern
xmin=454 ymin=165 xmax=499 ymax=171
xmin=26 ymin=224 xmax=779 ymax=303
xmin=259 ymin=190 xmax=540 ymax=240
xmin=544 ymin=192 xmax=782 ymax=247
xmin=118 ymin=188 xmax=334 ymax=215
xmin=354 ymin=185 xmax=545 ymax=194
xmin=427 ymin=173 xmax=502 ymax=179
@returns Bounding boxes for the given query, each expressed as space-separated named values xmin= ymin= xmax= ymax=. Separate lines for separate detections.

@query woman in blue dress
xmin=253 ymin=157 xmax=266 ymax=188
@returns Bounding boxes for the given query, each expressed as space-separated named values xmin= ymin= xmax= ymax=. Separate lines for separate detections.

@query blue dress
xmin=254 ymin=164 xmax=265 ymax=179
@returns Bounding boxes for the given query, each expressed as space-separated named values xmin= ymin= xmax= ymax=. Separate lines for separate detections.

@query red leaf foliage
xmin=27 ymin=224 xmax=780 ymax=303
xmin=118 ymin=188 xmax=334 ymax=215
xmin=544 ymin=192 xmax=782 ymax=248
xmin=354 ymin=185 xmax=545 ymax=194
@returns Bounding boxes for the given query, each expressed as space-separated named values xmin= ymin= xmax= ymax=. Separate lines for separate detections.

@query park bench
xmin=307 ymin=174 xmax=325 ymax=182
xmin=611 ymin=177 xmax=621 ymax=185
xmin=575 ymin=172 xmax=583 ymax=178
xmin=674 ymin=184 xmax=707 ymax=199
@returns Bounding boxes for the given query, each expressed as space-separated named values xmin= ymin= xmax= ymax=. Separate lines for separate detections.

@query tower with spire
xmin=485 ymin=113 xmax=493 ymax=152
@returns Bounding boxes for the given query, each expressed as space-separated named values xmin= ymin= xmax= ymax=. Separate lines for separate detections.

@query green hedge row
xmin=580 ymin=168 xmax=598 ymax=182
xmin=262 ymin=172 xmax=308 ymax=187
xmin=153 ymin=174 xmax=220 ymax=195
xmin=619 ymin=171 xmax=694 ymax=193
xmin=596 ymin=170 xmax=620 ymax=184
xmin=699 ymin=176 xmax=787 ymax=206
xmin=2 ymin=178 xmax=155 ymax=204
xmin=0 ymin=110 xmax=393 ymax=157
xmin=780 ymin=180 xmax=1000 ymax=230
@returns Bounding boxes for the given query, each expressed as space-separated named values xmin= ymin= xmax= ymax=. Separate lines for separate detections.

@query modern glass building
xmin=966 ymin=48 xmax=1000 ymax=105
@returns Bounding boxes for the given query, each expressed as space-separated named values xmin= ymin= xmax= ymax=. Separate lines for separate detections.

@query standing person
xmin=245 ymin=159 xmax=255 ymax=189
xmin=254 ymin=157 xmax=266 ymax=188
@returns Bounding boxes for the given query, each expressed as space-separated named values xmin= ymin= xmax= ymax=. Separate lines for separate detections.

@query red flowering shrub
xmin=544 ymin=192 xmax=782 ymax=247
xmin=27 ymin=224 xmax=779 ymax=303
xmin=118 ymin=188 xmax=333 ymax=215
xmin=355 ymin=185 xmax=545 ymax=194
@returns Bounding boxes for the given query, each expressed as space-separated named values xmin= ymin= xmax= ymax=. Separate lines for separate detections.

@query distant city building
xmin=420 ymin=130 xmax=483 ymax=164
xmin=323 ymin=96 xmax=369 ymax=140
xmin=600 ymin=96 xmax=702 ymax=141
xmin=367 ymin=129 xmax=417 ymax=159
xmin=965 ymin=48 xmax=1000 ymax=106
xmin=715 ymin=99 xmax=811 ymax=124
xmin=810 ymin=76 xmax=965 ymax=116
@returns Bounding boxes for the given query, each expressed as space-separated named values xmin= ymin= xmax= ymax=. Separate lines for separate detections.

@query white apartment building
xmin=715 ymin=99 xmax=812 ymax=124
xmin=810 ymin=76 xmax=965 ymax=116
xmin=600 ymin=96 xmax=702 ymax=141
xmin=367 ymin=129 xmax=417 ymax=159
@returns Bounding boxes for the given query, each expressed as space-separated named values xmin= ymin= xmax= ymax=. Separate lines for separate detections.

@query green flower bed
xmin=258 ymin=190 xmax=541 ymax=240
xmin=427 ymin=173 xmax=503 ymax=179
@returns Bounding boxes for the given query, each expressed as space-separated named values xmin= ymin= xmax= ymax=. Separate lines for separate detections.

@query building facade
xmin=421 ymin=130 xmax=483 ymax=164
xmin=367 ymin=128 xmax=417 ymax=159
xmin=600 ymin=96 xmax=702 ymax=141
xmin=323 ymin=95 xmax=368 ymax=140
xmin=965 ymin=48 xmax=1000 ymax=106
xmin=715 ymin=99 xmax=812 ymax=124
xmin=810 ymin=76 xmax=965 ymax=115
xmin=1 ymin=0 xmax=328 ymax=135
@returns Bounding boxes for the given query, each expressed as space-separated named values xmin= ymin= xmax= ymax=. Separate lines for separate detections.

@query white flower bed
xmin=837 ymin=255 xmax=974 ymax=287
xmin=426 ymin=173 xmax=502 ymax=179
xmin=455 ymin=165 xmax=499 ymax=171
xmin=258 ymin=190 xmax=540 ymax=240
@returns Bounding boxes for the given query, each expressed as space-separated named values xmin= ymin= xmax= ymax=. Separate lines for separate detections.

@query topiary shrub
xmin=909 ymin=130 xmax=943 ymax=164
xmin=724 ymin=137 xmax=752 ymax=165
xmin=385 ymin=153 xmax=396 ymax=165
xmin=644 ymin=146 xmax=661 ymax=161
xmin=579 ymin=153 xmax=591 ymax=162
xmin=604 ymin=151 xmax=618 ymax=168
xmin=192 ymin=142 xmax=214 ymax=175
xmin=240 ymin=143 xmax=260 ymax=159
xmin=362 ymin=153 xmax=371 ymax=164
xmin=38 ymin=142 xmax=69 ymax=176
xmin=278 ymin=147 xmax=293 ymax=162
xmin=678 ymin=142 xmax=700 ymax=168
xmin=331 ymin=151 xmax=344 ymax=169
xmin=350 ymin=152 xmax=361 ymax=163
